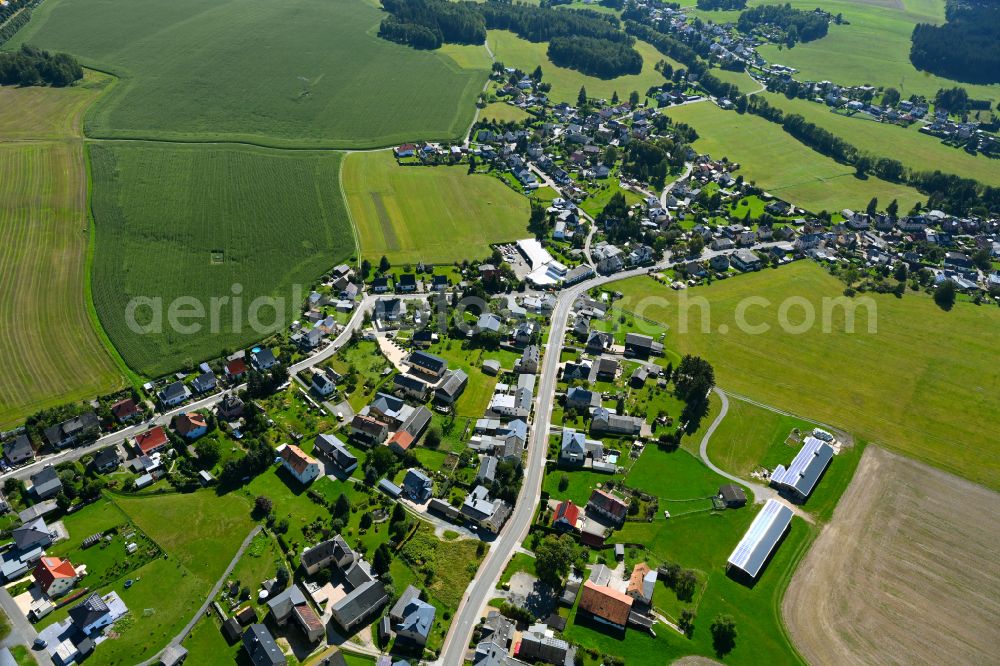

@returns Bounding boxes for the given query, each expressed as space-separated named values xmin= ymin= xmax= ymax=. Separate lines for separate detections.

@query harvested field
xmin=783 ymin=446 xmax=1000 ymax=665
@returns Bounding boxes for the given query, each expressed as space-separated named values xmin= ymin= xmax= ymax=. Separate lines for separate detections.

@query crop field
xmin=614 ymin=261 xmax=1000 ymax=490
xmin=89 ymin=142 xmax=353 ymax=376
xmin=784 ymin=446 xmax=1000 ymax=665
xmin=0 ymin=74 xmax=123 ymax=428
xmin=760 ymin=93 xmax=1000 ymax=187
xmin=343 ymin=150 xmax=531 ymax=265
xmin=11 ymin=0 xmax=489 ymax=147
xmin=745 ymin=0 xmax=1000 ymax=107
xmin=664 ymin=103 xmax=923 ymax=212
xmin=488 ymin=31 xmax=681 ymax=105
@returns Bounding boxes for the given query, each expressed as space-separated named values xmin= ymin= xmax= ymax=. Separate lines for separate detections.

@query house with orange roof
xmin=551 ymin=500 xmax=580 ymax=532
xmin=387 ymin=431 xmax=414 ymax=455
xmin=579 ymin=580 xmax=633 ymax=631
xmin=626 ymin=562 xmax=656 ymax=604
xmin=134 ymin=426 xmax=169 ymax=456
xmin=175 ymin=412 xmax=208 ymax=440
xmin=277 ymin=444 xmax=321 ymax=485
xmin=33 ymin=556 xmax=79 ymax=597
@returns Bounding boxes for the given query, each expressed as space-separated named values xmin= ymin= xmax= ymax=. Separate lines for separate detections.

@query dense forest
xmin=0 ymin=0 xmax=40 ymax=46
xmin=0 ymin=44 xmax=83 ymax=87
xmin=547 ymin=35 xmax=642 ymax=78
xmin=379 ymin=0 xmax=485 ymax=49
xmin=696 ymin=0 xmax=747 ymax=10
xmin=737 ymin=4 xmax=830 ymax=45
xmin=910 ymin=0 xmax=1000 ymax=85
xmin=476 ymin=2 xmax=627 ymax=43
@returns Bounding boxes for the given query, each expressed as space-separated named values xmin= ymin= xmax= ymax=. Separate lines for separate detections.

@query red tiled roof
xmin=552 ymin=500 xmax=580 ymax=527
xmin=135 ymin=426 xmax=169 ymax=454
xmin=175 ymin=412 xmax=207 ymax=437
xmin=388 ymin=431 xmax=414 ymax=451
xmin=111 ymin=398 xmax=138 ymax=421
xmin=34 ymin=556 xmax=77 ymax=591
xmin=225 ymin=358 xmax=247 ymax=376
xmin=627 ymin=562 xmax=651 ymax=596
xmin=579 ymin=580 xmax=633 ymax=626
xmin=279 ymin=444 xmax=318 ymax=476
xmin=588 ymin=489 xmax=628 ymax=519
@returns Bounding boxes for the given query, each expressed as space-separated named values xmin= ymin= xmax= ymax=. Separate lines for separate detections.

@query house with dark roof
xmin=191 ymin=371 xmax=217 ymax=394
xmin=267 ymin=584 xmax=324 ymax=643
xmin=396 ymin=273 xmax=417 ymax=293
xmin=43 ymin=411 xmax=99 ymax=448
xmin=587 ymin=489 xmax=628 ymax=526
xmin=158 ymin=381 xmax=191 ymax=408
xmin=69 ymin=591 xmax=128 ymax=636
xmin=623 ymin=333 xmax=663 ymax=359
xmin=3 ymin=435 xmax=33 ymax=466
xmin=590 ymin=407 xmax=642 ymax=437
xmin=394 ymin=373 xmax=429 ymax=400
xmin=91 ymin=447 xmax=121 ymax=474
xmin=242 ymin=624 xmax=287 ymax=666
xmin=350 ymin=414 xmax=389 ymax=445
xmin=406 ymin=351 xmax=447 ymax=380
xmin=435 ymin=369 xmax=468 ymax=404
xmin=313 ymin=434 xmax=358 ymax=474
xmin=402 ymin=468 xmax=433 ymax=503
xmin=329 ymin=580 xmax=388 ymax=633
xmin=217 ymin=394 xmax=245 ymax=421
xmin=461 ymin=486 xmax=511 ymax=534
xmin=249 ymin=348 xmax=278 ymax=371
xmin=301 ymin=535 xmax=355 ymax=576
xmin=559 ymin=429 xmax=586 ymax=465
xmin=395 ymin=597 xmax=436 ymax=646
xmin=30 ymin=466 xmax=63 ymax=500
xmin=719 ymin=484 xmax=747 ymax=507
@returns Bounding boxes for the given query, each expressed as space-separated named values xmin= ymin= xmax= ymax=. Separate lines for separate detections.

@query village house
xmin=313 ymin=434 xmax=358 ymax=474
xmin=33 ymin=557 xmax=79 ymax=598
xmin=277 ymin=444 xmax=321 ymax=485
xmin=158 ymin=381 xmax=190 ymax=408
xmin=3 ymin=434 xmax=33 ymax=466
xmin=578 ymin=581 xmax=633 ymax=631
xmin=110 ymin=398 xmax=140 ymax=424
xmin=44 ymin=412 xmax=100 ymax=449
xmin=174 ymin=412 xmax=207 ymax=440
xmin=134 ymin=426 xmax=170 ymax=456
xmin=587 ymin=488 xmax=629 ymax=526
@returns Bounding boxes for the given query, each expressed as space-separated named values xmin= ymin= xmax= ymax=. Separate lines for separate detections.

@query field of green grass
xmin=343 ymin=150 xmax=531 ymax=265
xmin=10 ymin=0 xmax=489 ymax=147
xmin=488 ymin=31 xmax=680 ymax=104
xmin=88 ymin=142 xmax=353 ymax=376
xmin=760 ymin=93 xmax=1000 ymax=187
xmin=0 ymin=72 xmax=123 ymax=428
xmin=747 ymin=0 xmax=1000 ymax=109
xmin=664 ymin=103 xmax=923 ymax=213
xmin=615 ymin=261 xmax=1000 ymax=490
xmin=480 ymin=102 xmax=532 ymax=124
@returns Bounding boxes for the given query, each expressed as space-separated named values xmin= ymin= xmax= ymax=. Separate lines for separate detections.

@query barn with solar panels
xmin=726 ymin=499 xmax=793 ymax=580
xmin=770 ymin=436 xmax=835 ymax=501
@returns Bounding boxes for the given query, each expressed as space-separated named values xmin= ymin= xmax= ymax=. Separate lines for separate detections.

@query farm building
xmin=719 ymin=484 xmax=747 ymax=508
xmin=770 ymin=436 xmax=834 ymax=501
xmin=726 ymin=499 xmax=793 ymax=580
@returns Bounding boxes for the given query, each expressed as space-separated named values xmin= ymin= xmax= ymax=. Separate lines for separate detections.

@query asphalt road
xmin=438 ymin=243 xmax=785 ymax=663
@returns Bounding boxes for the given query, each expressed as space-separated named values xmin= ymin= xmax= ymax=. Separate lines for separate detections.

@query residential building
xmin=578 ymin=581 xmax=633 ymax=631
xmin=551 ymin=500 xmax=580 ymax=532
xmin=626 ymin=563 xmax=655 ymax=604
xmin=301 ymin=535 xmax=355 ymax=576
xmin=110 ymin=398 xmax=140 ymax=424
xmin=135 ymin=426 xmax=170 ymax=456
xmin=242 ymin=624 xmax=286 ymax=666
xmin=175 ymin=412 xmax=208 ymax=440
xmin=30 ymin=466 xmax=63 ymax=500
xmin=435 ymin=369 xmax=469 ymax=404
xmin=313 ymin=434 xmax=358 ymax=474
xmin=623 ymin=333 xmax=663 ymax=359
xmin=559 ymin=429 xmax=586 ymax=465
xmin=33 ymin=557 xmax=78 ymax=598
xmin=395 ymin=597 xmax=436 ymax=646
xmin=277 ymin=444 xmax=322 ymax=485
xmin=402 ymin=468 xmax=433 ymax=503
xmin=4 ymin=435 xmax=33 ymax=466
xmin=158 ymin=381 xmax=191 ymax=408
xmin=587 ymin=489 xmax=628 ymax=526
xmin=590 ymin=407 xmax=642 ymax=436
xmin=91 ymin=447 xmax=121 ymax=474
xmin=43 ymin=412 xmax=100 ymax=449
xmin=329 ymin=580 xmax=389 ymax=633
xmin=407 ymin=351 xmax=448 ymax=380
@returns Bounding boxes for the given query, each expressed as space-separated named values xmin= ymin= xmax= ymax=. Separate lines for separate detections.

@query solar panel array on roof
xmin=727 ymin=499 xmax=793 ymax=579
xmin=770 ymin=436 xmax=834 ymax=499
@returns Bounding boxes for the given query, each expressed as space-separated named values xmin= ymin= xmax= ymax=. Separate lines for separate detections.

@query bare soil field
xmin=783 ymin=446 xmax=1000 ymax=665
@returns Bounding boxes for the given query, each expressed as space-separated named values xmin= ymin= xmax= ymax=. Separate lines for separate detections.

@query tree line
xmin=0 ymin=44 xmax=83 ymax=87
xmin=379 ymin=0 xmax=485 ymax=49
xmin=547 ymin=35 xmax=642 ymax=78
xmin=910 ymin=0 xmax=1000 ymax=85
xmin=737 ymin=3 xmax=830 ymax=46
xmin=744 ymin=95 xmax=1000 ymax=215
xmin=696 ymin=0 xmax=746 ymax=9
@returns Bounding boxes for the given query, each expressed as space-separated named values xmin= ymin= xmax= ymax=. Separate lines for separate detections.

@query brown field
xmin=783 ymin=446 xmax=1000 ymax=665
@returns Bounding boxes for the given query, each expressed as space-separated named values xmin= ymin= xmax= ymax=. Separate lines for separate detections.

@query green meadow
xmin=664 ymin=102 xmax=923 ymax=212
xmin=615 ymin=261 xmax=1000 ymax=490
xmin=89 ymin=142 xmax=353 ymax=376
xmin=11 ymin=0 xmax=489 ymax=147
xmin=343 ymin=150 xmax=531 ymax=265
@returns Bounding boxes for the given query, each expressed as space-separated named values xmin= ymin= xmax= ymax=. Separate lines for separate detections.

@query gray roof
xmin=389 ymin=584 xmax=422 ymax=622
xmin=330 ymin=580 xmax=388 ymax=630
xmin=770 ymin=436 xmax=834 ymax=499
xmin=13 ymin=517 xmax=51 ymax=549
xmin=3 ymin=435 xmax=32 ymax=464
xmin=397 ymin=598 xmax=435 ymax=641
xmin=408 ymin=351 xmax=447 ymax=375
xmin=242 ymin=624 xmax=286 ymax=666
xmin=29 ymin=465 xmax=62 ymax=498
xmin=266 ymin=584 xmax=307 ymax=621
xmin=727 ymin=499 xmax=793 ymax=579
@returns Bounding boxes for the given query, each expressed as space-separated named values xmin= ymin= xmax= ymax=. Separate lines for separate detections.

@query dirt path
xmin=783 ymin=446 xmax=1000 ymax=665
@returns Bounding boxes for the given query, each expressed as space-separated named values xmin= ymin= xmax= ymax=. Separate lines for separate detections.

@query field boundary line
xmin=339 ymin=154 xmax=363 ymax=269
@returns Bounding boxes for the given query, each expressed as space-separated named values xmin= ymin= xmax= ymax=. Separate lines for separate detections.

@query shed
xmin=719 ymin=484 xmax=747 ymax=508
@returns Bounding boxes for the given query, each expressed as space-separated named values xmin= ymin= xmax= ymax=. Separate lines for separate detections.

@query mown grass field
xmin=0 ymin=72 xmax=123 ymax=428
xmin=343 ymin=150 xmax=531 ymax=265
xmin=615 ymin=261 xmax=1000 ymax=490
xmin=480 ymin=102 xmax=532 ymax=124
xmin=89 ymin=142 xmax=353 ymax=376
xmin=488 ymin=30 xmax=680 ymax=104
xmin=760 ymin=93 xmax=1000 ymax=187
xmin=10 ymin=0 xmax=489 ymax=147
xmin=664 ymin=102 xmax=923 ymax=212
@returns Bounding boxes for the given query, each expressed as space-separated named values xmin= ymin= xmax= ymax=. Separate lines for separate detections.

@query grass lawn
xmin=89 ymin=142 xmax=352 ymax=377
xmin=543 ymin=468 xmax=623 ymax=506
xmin=626 ymin=447 xmax=723 ymax=502
xmin=577 ymin=178 xmax=645 ymax=219
xmin=750 ymin=0 xmax=1000 ymax=109
xmin=760 ymin=92 xmax=1000 ymax=187
xmin=11 ymin=0 xmax=489 ymax=147
xmin=343 ymin=150 xmax=531 ymax=265
xmin=9 ymin=646 xmax=35 ymax=666
xmin=500 ymin=552 xmax=536 ymax=586
xmin=0 ymin=71 xmax=123 ymax=428
xmin=664 ymin=103 xmax=923 ymax=213
xmin=614 ymin=261 xmax=1000 ymax=490
xmin=488 ymin=30 xmax=681 ymax=105
xmin=480 ymin=102 xmax=532 ymax=124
